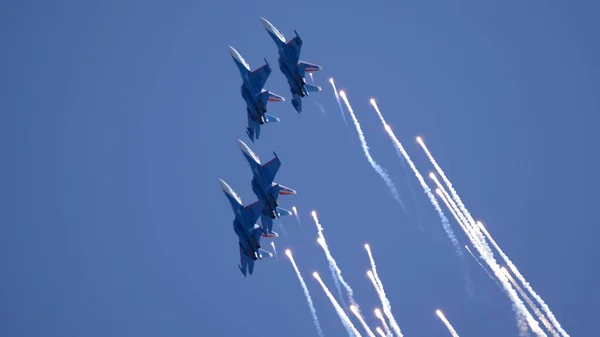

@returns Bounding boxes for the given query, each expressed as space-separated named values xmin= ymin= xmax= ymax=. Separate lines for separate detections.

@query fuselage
xmin=221 ymin=179 xmax=261 ymax=259
xmin=277 ymin=54 xmax=307 ymax=97
xmin=240 ymin=83 xmax=266 ymax=124
xmin=251 ymin=178 xmax=277 ymax=219
xmin=233 ymin=218 xmax=260 ymax=259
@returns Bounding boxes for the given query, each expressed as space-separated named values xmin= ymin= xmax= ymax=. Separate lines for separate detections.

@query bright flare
xmin=436 ymin=309 xmax=460 ymax=337
xmin=375 ymin=308 xmax=392 ymax=337
xmin=366 ymin=269 xmax=403 ymax=337
xmin=328 ymin=77 xmax=348 ymax=125
xmin=292 ymin=206 xmax=301 ymax=226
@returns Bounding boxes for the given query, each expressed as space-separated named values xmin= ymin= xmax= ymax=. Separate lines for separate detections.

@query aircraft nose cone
xmin=261 ymin=17 xmax=272 ymax=30
xmin=219 ymin=179 xmax=228 ymax=192
xmin=228 ymin=45 xmax=237 ymax=57
xmin=237 ymin=139 xmax=247 ymax=151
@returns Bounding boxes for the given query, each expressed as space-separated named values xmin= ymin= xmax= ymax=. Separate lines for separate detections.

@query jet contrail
xmin=436 ymin=309 xmax=461 ymax=337
xmin=503 ymin=267 xmax=560 ymax=337
xmin=485 ymin=223 xmax=568 ymax=337
xmin=367 ymin=270 xmax=403 ymax=337
xmin=338 ymin=90 xmax=406 ymax=213
xmin=313 ymin=271 xmax=362 ymax=337
xmin=421 ymin=143 xmax=546 ymax=337
xmin=374 ymin=308 xmax=392 ymax=337
xmin=370 ymin=100 xmax=463 ymax=257
xmin=328 ymin=78 xmax=348 ymax=125
xmin=350 ymin=305 xmax=377 ymax=337
xmin=285 ymin=250 xmax=325 ymax=337
xmin=376 ymin=327 xmax=387 ymax=337
xmin=312 ymin=211 xmax=353 ymax=308
xmin=271 ymin=241 xmax=277 ymax=258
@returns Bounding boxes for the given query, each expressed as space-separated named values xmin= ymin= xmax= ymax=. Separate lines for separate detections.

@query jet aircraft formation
xmin=220 ymin=17 xmax=322 ymax=276
xmin=228 ymin=17 xmax=323 ymax=142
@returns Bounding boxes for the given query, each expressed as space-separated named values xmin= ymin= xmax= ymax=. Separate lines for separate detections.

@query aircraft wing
xmin=283 ymin=35 xmax=303 ymax=67
xmin=249 ymin=61 xmax=272 ymax=91
xmin=259 ymin=153 xmax=281 ymax=187
xmin=243 ymin=200 xmax=264 ymax=229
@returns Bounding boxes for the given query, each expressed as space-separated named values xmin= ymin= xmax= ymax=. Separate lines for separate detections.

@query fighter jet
xmin=261 ymin=17 xmax=323 ymax=113
xmin=228 ymin=45 xmax=286 ymax=142
xmin=219 ymin=179 xmax=275 ymax=277
xmin=237 ymin=139 xmax=296 ymax=237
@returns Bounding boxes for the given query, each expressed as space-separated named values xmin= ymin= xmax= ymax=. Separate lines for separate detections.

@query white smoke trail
xmin=328 ymin=78 xmax=348 ymax=125
xmin=464 ymin=244 xmax=498 ymax=285
xmin=285 ymin=250 xmax=325 ymax=337
xmin=364 ymin=244 xmax=382 ymax=290
xmin=312 ymin=211 xmax=353 ymax=308
xmin=367 ymin=270 xmax=403 ymax=337
xmin=421 ymin=144 xmax=546 ymax=337
xmin=376 ymin=327 xmax=387 ymax=337
xmin=436 ymin=309 xmax=461 ymax=337
xmin=350 ymin=305 xmax=377 ymax=337
xmin=374 ymin=308 xmax=392 ymax=337
xmin=435 ymin=187 xmax=500 ymax=288
xmin=271 ymin=241 xmax=277 ymax=258
xmin=430 ymin=175 xmax=482 ymax=248
xmin=370 ymin=100 xmax=462 ymax=256
xmin=417 ymin=137 xmax=478 ymax=229
xmin=338 ymin=90 xmax=406 ymax=213
xmin=309 ymin=72 xmax=315 ymax=84
xmin=313 ymin=272 xmax=362 ymax=337
xmin=484 ymin=224 xmax=568 ymax=337
xmin=503 ymin=267 xmax=560 ymax=337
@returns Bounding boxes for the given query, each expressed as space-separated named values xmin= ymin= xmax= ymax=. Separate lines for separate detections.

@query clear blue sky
xmin=1 ymin=1 xmax=597 ymax=336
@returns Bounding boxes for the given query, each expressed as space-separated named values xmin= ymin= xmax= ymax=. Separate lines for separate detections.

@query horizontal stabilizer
xmin=262 ymin=231 xmax=279 ymax=238
xmin=258 ymin=248 xmax=274 ymax=259
xmin=276 ymin=207 xmax=293 ymax=217
xmin=271 ymin=183 xmax=296 ymax=196
xmin=258 ymin=90 xmax=285 ymax=106
xmin=297 ymin=61 xmax=322 ymax=78
xmin=305 ymin=84 xmax=322 ymax=93
xmin=264 ymin=113 xmax=280 ymax=123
